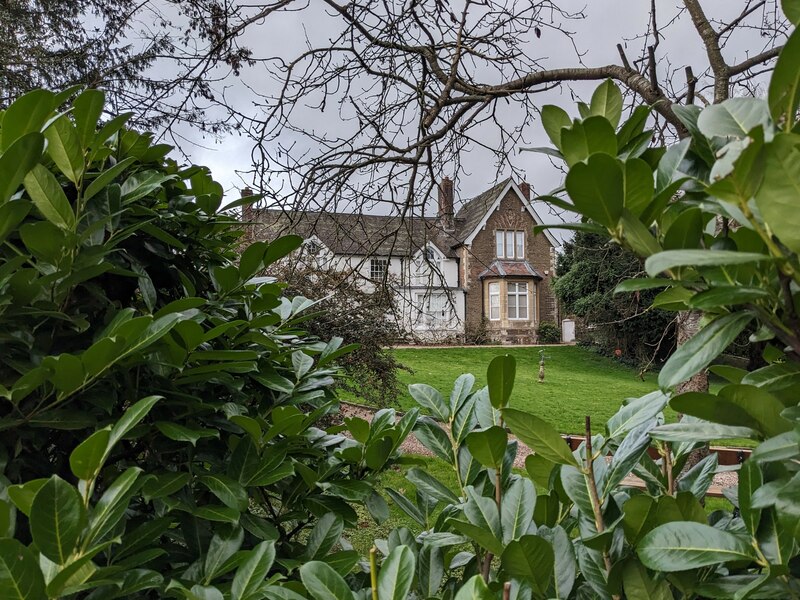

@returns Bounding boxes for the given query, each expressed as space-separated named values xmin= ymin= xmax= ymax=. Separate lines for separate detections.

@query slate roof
xmin=478 ymin=260 xmax=544 ymax=280
xmin=452 ymin=177 xmax=512 ymax=243
xmin=254 ymin=209 xmax=461 ymax=257
xmin=252 ymin=177 xmax=523 ymax=258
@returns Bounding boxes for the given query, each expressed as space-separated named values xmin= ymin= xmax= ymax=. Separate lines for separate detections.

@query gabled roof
xmin=457 ymin=179 xmax=560 ymax=249
xmin=254 ymin=209 xmax=460 ymax=258
xmin=249 ymin=178 xmax=560 ymax=258
xmin=453 ymin=177 xmax=512 ymax=242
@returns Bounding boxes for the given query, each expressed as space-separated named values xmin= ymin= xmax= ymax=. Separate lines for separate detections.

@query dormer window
xmin=496 ymin=230 xmax=525 ymax=259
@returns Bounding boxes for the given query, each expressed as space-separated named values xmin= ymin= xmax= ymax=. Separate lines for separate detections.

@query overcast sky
xmin=139 ymin=1 xmax=785 ymax=235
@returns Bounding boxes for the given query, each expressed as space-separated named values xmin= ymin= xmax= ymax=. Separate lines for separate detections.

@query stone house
xmin=244 ymin=177 xmax=560 ymax=343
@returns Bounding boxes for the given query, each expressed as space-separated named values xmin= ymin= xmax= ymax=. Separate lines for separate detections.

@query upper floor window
xmin=496 ymin=230 xmax=525 ymax=259
xmin=370 ymin=258 xmax=388 ymax=281
xmin=412 ymin=246 xmax=442 ymax=285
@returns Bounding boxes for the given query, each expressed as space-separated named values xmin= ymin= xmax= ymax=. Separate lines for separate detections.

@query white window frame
xmin=412 ymin=246 xmax=442 ymax=286
xmin=496 ymin=230 xmax=525 ymax=259
xmin=515 ymin=231 xmax=525 ymax=259
xmin=414 ymin=291 xmax=453 ymax=329
xmin=507 ymin=282 xmax=529 ymax=320
xmin=370 ymin=258 xmax=388 ymax=281
xmin=488 ymin=282 xmax=500 ymax=321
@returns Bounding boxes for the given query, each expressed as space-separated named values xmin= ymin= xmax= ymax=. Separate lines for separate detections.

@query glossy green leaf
xmin=0 ymin=89 xmax=54 ymax=150
xmin=156 ymin=422 xmax=219 ymax=446
xmin=108 ymin=395 xmax=161 ymax=451
xmin=0 ymin=201 xmax=31 ymax=244
xmin=650 ymin=421 xmax=756 ymax=442
xmin=0 ymin=538 xmax=46 ymax=599
xmin=204 ymin=525 xmax=244 ymax=582
xmin=541 ymin=104 xmax=572 ymax=149
xmin=299 ymin=561 xmax=355 ymax=600
xmin=264 ymin=235 xmax=303 ymax=265
xmin=503 ymin=408 xmax=578 ymax=466
xmin=623 ymin=158 xmax=654 ymax=217
xmin=622 ymin=560 xmax=672 ymax=600
xmin=645 ymin=249 xmax=770 ymax=276
xmin=487 ymin=354 xmax=515 ymax=409
xmin=407 ymin=468 xmax=459 ymax=504
xmin=603 ymin=422 xmax=652 ymax=496
xmin=377 ymin=545 xmax=415 ymax=600
xmin=769 ymin=26 xmax=800 ymax=127
xmin=697 ymin=97 xmax=771 ymax=138
xmin=6 ymin=479 xmax=47 ymax=517
xmin=231 ymin=541 xmax=276 ymax=600
xmin=0 ymin=132 xmax=45 ymax=204
xmin=739 ymin=460 xmax=763 ymax=537
xmin=743 ymin=362 xmax=800 ymax=390
xmin=414 ymin=417 xmax=454 ymax=463
xmin=501 ymin=535 xmax=554 ymax=595
xmin=199 ymin=475 xmax=248 ymax=511
xmin=590 ymin=79 xmax=623 ymax=127
xmin=638 ymin=523 xmax=757 ymax=571
xmin=500 ymin=478 xmax=535 ymax=544
xmin=86 ymin=467 xmax=142 ymax=544
xmin=453 ymin=575 xmax=493 ymax=600
xmin=304 ymin=513 xmax=343 ymax=560
xmin=561 ymin=116 xmax=618 ymax=166
xmin=565 ymin=153 xmax=624 ymax=228
xmin=465 ymin=426 xmax=507 ymax=468
xmin=44 ymin=116 xmax=84 ymax=184
xmin=30 ymin=476 xmax=84 ymax=564
xmin=755 ymin=133 xmax=800 ymax=254
xmin=83 ymin=156 xmax=137 ymax=202
xmin=658 ymin=312 xmax=754 ymax=390
xmin=655 ymin=138 xmax=690 ymax=194
xmin=142 ymin=472 xmax=191 ymax=501
xmin=408 ymin=383 xmax=449 ymax=421
xmin=69 ymin=427 xmax=110 ymax=480
xmin=73 ymin=89 xmax=105 ymax=147
xmin=25 ymin=165 xmax=75 ymax=231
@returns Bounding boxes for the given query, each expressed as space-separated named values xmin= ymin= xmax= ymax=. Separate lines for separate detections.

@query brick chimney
xmin=241 ymin=187 xmax=255 ymax=222
xmin=438 ymin=177 xmax=454 ymax=231
xmin=519 ymin=181 xmax=531 ymax=200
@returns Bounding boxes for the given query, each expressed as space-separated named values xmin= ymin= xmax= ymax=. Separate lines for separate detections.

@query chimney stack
xmin=519 ymin=181 xmax=531 ymax=200
xmin=438 ymin=176 xmax=454 ymax=231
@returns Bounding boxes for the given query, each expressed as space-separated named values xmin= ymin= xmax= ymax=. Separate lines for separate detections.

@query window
xmin=370 ymin=258 xmax=388 ymax=281
xmin=507 ymin=282 xmax=528 ymax=320
xmin=415 ymin=292 xmax=453 ymax=328
xmin=488 ymin=282 xmax=500 ymax=321
xmin=495 ymin=230 xmax=525 ymax=259
xmin=412 ymin=247 xmax=441 ymax=286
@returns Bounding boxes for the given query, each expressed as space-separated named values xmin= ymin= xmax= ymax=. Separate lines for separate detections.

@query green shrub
xmin=536 ymin=321 xmax=561 ymax=343
xmin=0 ymin=88 xmax=414 ymax=597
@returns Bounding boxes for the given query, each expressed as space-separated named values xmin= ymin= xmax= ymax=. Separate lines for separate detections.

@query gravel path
xmin=338 ymin=402 xmax=738 ymax=493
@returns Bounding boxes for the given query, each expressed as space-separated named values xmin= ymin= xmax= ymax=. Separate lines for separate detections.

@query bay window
xmin=488 ymin=282 xmax=500 ymax=320
xmin=507 ymin=282 xmax=528 ymax=320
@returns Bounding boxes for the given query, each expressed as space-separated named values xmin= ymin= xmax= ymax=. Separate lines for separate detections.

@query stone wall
xmin=461 ymin=188 xmax=559 ymax=344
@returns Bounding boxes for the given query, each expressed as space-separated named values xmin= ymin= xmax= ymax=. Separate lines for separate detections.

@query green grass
xmin=388 ymin=345 xmax=674 ymax=436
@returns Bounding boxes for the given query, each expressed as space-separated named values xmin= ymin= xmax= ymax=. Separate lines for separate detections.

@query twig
xmin=616 ymin=44 xmax=632 ymax=71
xmin=584 ymin=417 xmax=611 ymax=572
xmin=685 ymin=66 xmax=696 ymax=104
xmin=665 ymin=443 xmax=674 ymax=495
xmin=370 ymin=546 xmax=379 ymax=600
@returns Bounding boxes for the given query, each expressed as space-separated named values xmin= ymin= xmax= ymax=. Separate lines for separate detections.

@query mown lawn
xmin=389 ymin=345 xmax=673 ymax=436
